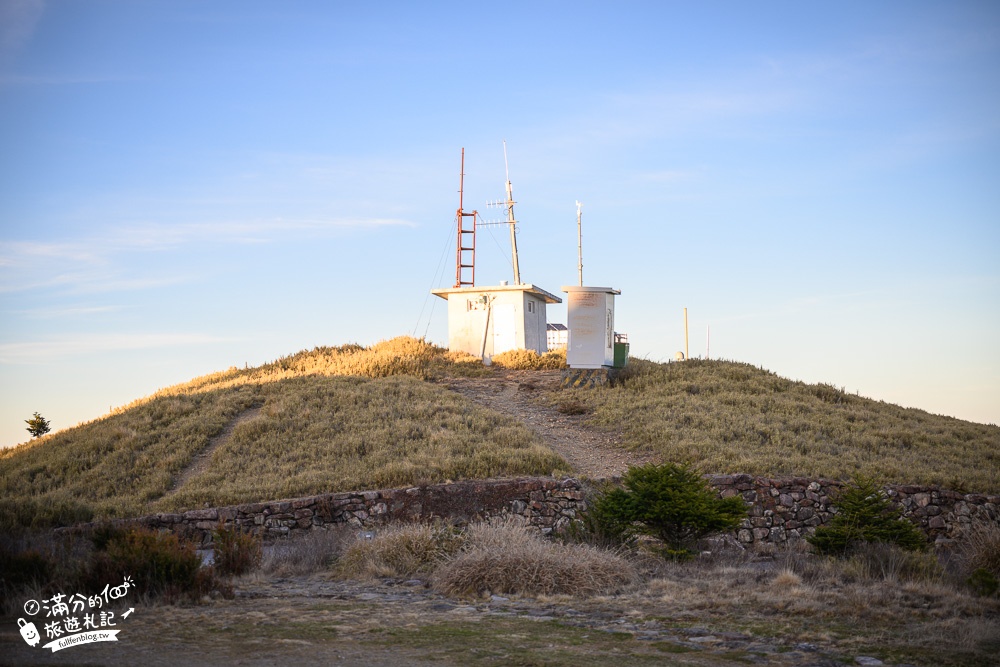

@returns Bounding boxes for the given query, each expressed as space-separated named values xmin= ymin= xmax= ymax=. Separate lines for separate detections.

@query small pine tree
xmin=590 ymin=462 xmax=746 ymax=558
xmin=25 ymin=412 xmax=51 ymax=439
xmin=807 ymin=477 xmax=927 ymax=556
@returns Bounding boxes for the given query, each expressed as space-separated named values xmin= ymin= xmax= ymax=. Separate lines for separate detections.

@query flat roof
xmin=561 ymin=285 xmax=621 ymax=295
xmin=431 ymin=283 xmax=562 ymax=304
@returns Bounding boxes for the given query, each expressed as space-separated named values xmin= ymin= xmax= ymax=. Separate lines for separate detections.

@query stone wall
xmin=710 ymin=475 xmax=999 ymax=547
xmin=61 ymin=476 xmax=999 ymax=549
xmin=66 ymin=478 xmax=585 ymax=547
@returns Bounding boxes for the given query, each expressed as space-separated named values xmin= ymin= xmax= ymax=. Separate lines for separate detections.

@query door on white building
xmin=493 ymin=303 xmax=516 ymax=354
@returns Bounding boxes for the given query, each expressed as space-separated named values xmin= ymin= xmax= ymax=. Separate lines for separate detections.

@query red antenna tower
xmin=455 ymin=148 xmax=477 ymax=287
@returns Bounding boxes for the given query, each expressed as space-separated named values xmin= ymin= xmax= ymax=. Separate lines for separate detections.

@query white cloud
xmin=0 ymin=0 xmax=44 ymax=54
xmin=14 ymin=304 xmax=122 ymax=318
xmin=0 ymin=332 xmax=235 ymax=363
xmin=0 ymin=216 xmax=414 ymax=294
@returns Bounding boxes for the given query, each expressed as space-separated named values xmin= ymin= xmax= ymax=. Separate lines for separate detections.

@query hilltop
xmin=2 ymin=336 xmax=998 ymax=532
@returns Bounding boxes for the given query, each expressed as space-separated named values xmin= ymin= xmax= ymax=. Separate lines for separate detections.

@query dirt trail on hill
xmin=162 ymin=404 xmax=264 ymax=496
xmin=444 ymin=370 xmax=652 ymax=479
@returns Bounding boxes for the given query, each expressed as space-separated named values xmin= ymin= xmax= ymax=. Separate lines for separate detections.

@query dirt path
xmin=445 ymin=370 xmax=652 ymax=479
xmin=0 ymin=575 xmax=852 ymax=667
xmin=162 ymin=404 xmax=264 ymax=496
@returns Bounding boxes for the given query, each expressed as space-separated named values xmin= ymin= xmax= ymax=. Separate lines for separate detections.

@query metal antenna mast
xmin=454 ymin=148 xmax=477 ymax=287
xmin=503 ymin=140 xmax=521 ymax=285
xmin=576 ymin=200 xmax=583 ymax=286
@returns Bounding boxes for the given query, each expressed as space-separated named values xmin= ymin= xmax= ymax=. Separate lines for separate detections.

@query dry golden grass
xmin=572 ymin=358 xmax=1000 ymax=492
xmin=5 ymin=335 xmax=998 ymax=534
xmin=490 ymin=348 xmax=566 ymax=370
xmin=0 ymin=338 xmax=567 ymax=530
xmin=336 ymin=522 xmax=465 ymax=579
xmin=154 ymin=375 xmax=567 ymax=511
xmin=431 ymin=518 xmax=638 ymax=597
xmin=958 ymin=520 xmax=1000 ymax=577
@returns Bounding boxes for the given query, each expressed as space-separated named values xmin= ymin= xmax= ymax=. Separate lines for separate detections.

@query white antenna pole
xmin=503 ymin=140 xmax=521 ymax=285
xmin=576 ymin=200 xmax=583 ymax=286
xmin=684 ymin=307 xmax=689 ymax=361
xmin=706 ymin=325 xmax=710 ymax=360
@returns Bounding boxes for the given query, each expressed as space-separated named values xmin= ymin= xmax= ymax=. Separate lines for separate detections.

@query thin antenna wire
xmin=413 ymin=221 xmax=455 ymax=337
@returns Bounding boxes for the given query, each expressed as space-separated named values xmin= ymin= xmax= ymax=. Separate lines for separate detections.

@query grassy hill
xmin=571 ymin=358 xmax=1000 ymax=493
xmin=2 ymin=336 xmax=998 ymax=532
xmin=0 ymin=338 xmax=568 ymax=531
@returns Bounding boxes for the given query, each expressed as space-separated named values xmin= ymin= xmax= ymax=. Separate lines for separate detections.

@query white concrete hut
xmin=431 ymin=283 xmax=562 ymax=359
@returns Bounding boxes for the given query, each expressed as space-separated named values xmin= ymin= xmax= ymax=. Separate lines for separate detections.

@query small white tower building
xmin=431 ymin=284 xmax=561 ymax=359
xmin=562 ymin=285 xmax=621 ymax=369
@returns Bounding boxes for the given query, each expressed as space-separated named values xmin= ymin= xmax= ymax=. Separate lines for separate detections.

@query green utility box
xmin=613 ymin=342 xmax=629 ymax=368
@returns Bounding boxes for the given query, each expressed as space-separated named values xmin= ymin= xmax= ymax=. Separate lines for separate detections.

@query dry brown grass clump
xmin=336 ymin=523 xmax=465 ymax=579
xmin=490 ymin=348 xmax=566 ymax=370
xmin=431 ymin=519 xmax=637 ymax=597
xmin=257 ymin=527 xmax=353 ymax=577
xmin=958 ymin=520 xmax=1000 ymax=577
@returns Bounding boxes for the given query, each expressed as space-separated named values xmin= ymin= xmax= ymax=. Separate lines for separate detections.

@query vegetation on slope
xmin=3 ymin=337 xmax=998 ymax=532
xmin=0 ymin=338 xmax=566 ymax=531
xmin=569 ymin=358 xmax=1000 ymax=492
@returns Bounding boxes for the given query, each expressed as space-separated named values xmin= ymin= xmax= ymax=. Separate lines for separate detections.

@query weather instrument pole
xmin=684 ymin=307 xmax=690 ymax=360
xmin=576 ymin=200 xmax=583 ymax=286
xmin=503 ymin=140 xmax=521 ymax=285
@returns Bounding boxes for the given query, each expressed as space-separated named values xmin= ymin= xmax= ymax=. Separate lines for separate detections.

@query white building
xmin=431 ymin=283 xmax=562 ymax=359
xmin=546 ymin=323 xmax=568 ymax=350
xmin=562 ymin=285 xmax=620 ymax=369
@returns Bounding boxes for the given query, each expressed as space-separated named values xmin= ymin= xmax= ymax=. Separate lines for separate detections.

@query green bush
xmin=563 ymin=482 xmax=638 ymax=550
xmin=83 ymin=527 xmax=208 ymax=599
xmin=807 ymin=477 xmax=927 ymax=556
xmin=588 ymin=463 xmax=746 ymax=559
xmin=0 ymin=546 xmax=53 ymax=590
xmin=212 ymin=524 xmax=262 ymax=576
xmin=967 ymin=567 xmax=999 ymax=597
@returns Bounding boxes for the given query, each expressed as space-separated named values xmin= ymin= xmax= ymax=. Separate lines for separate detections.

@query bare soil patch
xmin=444 ymin=370 xmax=653 ymax=479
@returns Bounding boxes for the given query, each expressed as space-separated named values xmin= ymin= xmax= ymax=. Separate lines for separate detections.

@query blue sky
xmin=1 ymin=1 xmax=998 ymax=448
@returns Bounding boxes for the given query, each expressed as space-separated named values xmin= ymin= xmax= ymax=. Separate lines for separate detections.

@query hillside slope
xmin=2 ymin=337 xmax=998 ymax=532
xmin=575 ymin=358 xmax=1000 ymax=492
xmin=0 ymin=338 xmax=568 ymax=531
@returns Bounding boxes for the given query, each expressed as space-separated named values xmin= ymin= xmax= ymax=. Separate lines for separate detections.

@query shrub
xmin=0 ymin=546 xmax=52 ymax=590
xmin=966 ymin=568 xmax=999 ymax=597
xmin=589 ymin=463 xmax=746 ymax=559
xmin=83 ymin=528 xmax=208 ymax=599
xmin=842 ymin=541 xmax=941 ymax=582
xmin=807 ymin=477 xmax=927 ymax=556
xmin=491 ymin=348 xmax=566 ymax=370
xmin=432 ymin=519 xmax=637 ymax=597
xmin=260 ymin=527 xmax=351 ymax=576
xmin=556 ymin=398 xmax=590 ymax=416
xmin=212 ymin=524 xmax=262 ymax=576
xmin=336 ymin=523 xmax=465 ymax=579
xmin=958 ymin=520 xmax=1000 ymax=577
xmin=562 ymin=482 xmax=638 ymax=550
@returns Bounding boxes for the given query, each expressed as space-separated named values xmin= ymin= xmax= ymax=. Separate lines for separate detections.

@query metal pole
xmin=455 ymin=149 xmax=466 ymax=287
xmin=503 ymin=141 xmax=521 ymax=285
xmin=576 ymin=201 xmax=583 ymax=286
xmin=684 ymin=307 xmax=689 ymax=361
